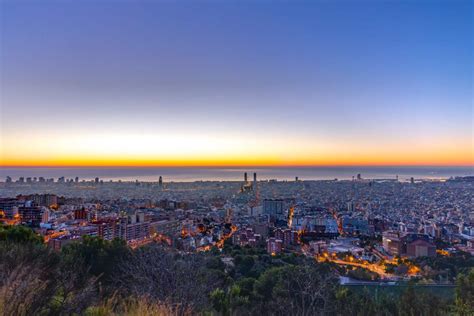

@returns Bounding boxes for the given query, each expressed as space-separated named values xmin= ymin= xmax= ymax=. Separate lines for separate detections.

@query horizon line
xmin=1 ymin=164 xmax=473 ymax=169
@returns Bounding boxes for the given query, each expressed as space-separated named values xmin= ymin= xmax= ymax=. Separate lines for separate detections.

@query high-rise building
xmin=93 ymin=219 xmax=119 ymax=241
xmin=244 ymin=172 xmax=248 ymax=183
xmin=263 ymin=199 xmax=284 ymax=219
xmin=266 ymin=237 xmax=283 ymax=255
xmin=27 ymin=194 xmax=58 ymax=207
xmin=347 ymin=201 xmax=355 ymax=212
xmin=117 ymin=212 xmax=150 ymax=242
xmin=159 ymin=176 xmax=163 ymax=186
xmin=406 ymin=239 xmax=436 ymax=257
xmin=382 ymin=231 xmax=403 ymax=255
xmin=74 ymin=208 xmax=88 ymax=220
xmin=0 ymin=198 xmax=22 ymax=218
xmin=18 ymin=205 xmax=45 ymax=226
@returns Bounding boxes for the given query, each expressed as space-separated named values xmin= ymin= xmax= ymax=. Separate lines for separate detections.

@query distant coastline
xmin=1 ymin=166 xmax=472 ymax=182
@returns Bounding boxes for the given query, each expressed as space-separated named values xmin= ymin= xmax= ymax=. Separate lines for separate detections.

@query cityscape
xmin=2 ymin=172 xmax=474 ymax=262
xmin=0 ymin=172 xmax=473 ymax=314
xmin=1 ymin=0 xmax=473 ymax=315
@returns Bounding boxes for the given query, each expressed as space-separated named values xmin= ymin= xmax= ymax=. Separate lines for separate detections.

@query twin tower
xmin=244 ymin=172 xmax=257 ymax=183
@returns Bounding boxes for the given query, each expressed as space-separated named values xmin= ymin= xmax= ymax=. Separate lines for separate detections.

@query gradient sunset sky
xmin=0 ymin=0 xmax=472 ymax=167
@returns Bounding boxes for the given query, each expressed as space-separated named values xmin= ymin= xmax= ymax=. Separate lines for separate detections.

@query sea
xmin=0 ymin=166 xmax=472 ymax=182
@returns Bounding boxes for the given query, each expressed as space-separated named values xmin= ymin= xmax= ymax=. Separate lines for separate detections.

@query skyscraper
xmin=263 ymin=199 xmax=284 ymax=218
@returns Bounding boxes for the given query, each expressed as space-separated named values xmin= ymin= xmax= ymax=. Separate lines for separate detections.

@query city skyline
xmin=1 ymin=1 xmax=472 ymax=167
xmin=1 ymin=1 xmax=473 ymax=314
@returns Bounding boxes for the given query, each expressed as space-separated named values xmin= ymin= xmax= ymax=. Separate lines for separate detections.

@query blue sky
xmin=1 ymin=0 xmax=472 ymax=166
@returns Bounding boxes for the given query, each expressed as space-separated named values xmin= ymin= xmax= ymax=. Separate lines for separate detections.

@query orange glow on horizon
xmin=1 ymin=157 xmax=473 ymax=168
xmin=1 ymin=132 xmax=472 ymax=168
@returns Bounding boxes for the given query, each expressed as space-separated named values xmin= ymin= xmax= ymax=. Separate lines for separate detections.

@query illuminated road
xmin=327 ymin=258 xmax=392 ymax=278
xmin=316 ymin=254 xmax=394 ymax=279
xmin=198 ymin=225 xmax=237 ymax=252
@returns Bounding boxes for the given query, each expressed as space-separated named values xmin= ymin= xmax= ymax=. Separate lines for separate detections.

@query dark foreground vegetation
xmin=0 ymin=225 xmax=473 ymax=316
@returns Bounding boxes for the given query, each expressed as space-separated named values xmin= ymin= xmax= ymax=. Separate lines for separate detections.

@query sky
xmin=0 ymin=0 xmax=472 ymax=167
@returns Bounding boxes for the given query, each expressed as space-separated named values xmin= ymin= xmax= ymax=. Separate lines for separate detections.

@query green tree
xmin=0 ymin=224 xmax=43 ymax=244
xmin=61 ymin=236 xmax=129 ymax=285
xmin=210 ymin=285 xmax=249 ymax=316
xmin=235 ymin=277 xmax=256 ymax=298
xmin=399 ymin=285 xmax=449 ymax=316
xmin=452 ymin=268 xmax=474 ymax=315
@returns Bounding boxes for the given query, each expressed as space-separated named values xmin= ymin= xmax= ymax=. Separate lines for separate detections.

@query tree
xmin=236 ymin=277 xmax=256 ymax=298
xmin=452 ymin=268 xmax=474 ymax=315
xmin=114 ymin=244 xmax=225 ymax=314
xmin=61 ymin=236 xmax=129 ymax=286
xmin=398 ymin=285 xmax=449 ymax=316
xmin=0 ymin=242 xmax=97 ymax=316
xmin=348 ymin=267 xmax=380 ymax=281
xmin=0 ymin=243 xmax=57 ymax=316
xmin=251 ymin=263 xmax=339 ymax=315
xmin=271 ymin=264 xmax=338 ymax=316
xmin=210 ymin=285 xmax=249 ymax=316
xmin=0 ymin=225 xmax=43 ymax=244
